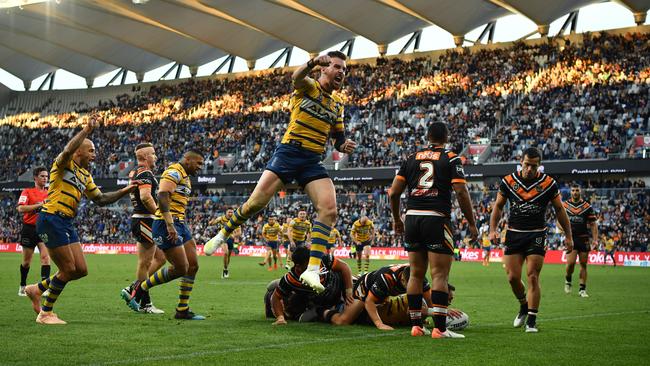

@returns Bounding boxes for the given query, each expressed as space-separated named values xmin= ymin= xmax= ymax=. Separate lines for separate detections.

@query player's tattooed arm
xmin=92 ymin=185 xmax=137 ymax=207
xmin=158 ymin=179 xmax=178 ymax=243
xmin=489 ymin=193 xmax=507 ymax=243
xmin=453 ymin=182 xmax=478 ymax=243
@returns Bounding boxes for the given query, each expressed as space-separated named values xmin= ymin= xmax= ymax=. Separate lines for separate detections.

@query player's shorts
xmin=224 ymin=237 xmax=235 ymax=251
xmin=265 ymin=143 xmax=329 ymax=187
xmin=152 ymin=219 xmax=192 ymax=250
xmin=282 ymin=240 xmax=290 ymax=249
xmin=504 ymin=230 xmax=546 ymax=257
xmin=131 ymin=218 xmax=155 ymax=247
xmin=20 ymin=223 xmax=41 ymax=249
xmin=482 ymin=246 xmax=492 ymax=253
xmin=266 ymin=241 xmax=279 ymax=250
xmin=293 ymin=240 xmax=306 ymax=249
xmin=354 ymin=240 xmax=371 ymax=253
xmin=36 ymin=212 xmax=79 ymax=248
xmin=572 ymin=235 xmax=589 ymax=253
xmin=404 ymin=215 xmax=454 ymax=255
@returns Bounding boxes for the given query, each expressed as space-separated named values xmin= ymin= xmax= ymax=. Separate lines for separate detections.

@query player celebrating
xmin=131 ymin=149 xmax=205 ymax=320
xmin=120 ymin=143 xmax=166 ymax=314
xmin=563 ymin=184 xmax=598 ymax=297
xmin=490 ymin=147 xmax=573 ymax=333
xmin=16 ymin=167 xmax=50 ymax=296
xmin=390 ymin=122 xmax=478 ymax=339
xmin=209 ymin=209 xmax=236 ymax=278
xmin=351 ymin=216 xmax=374 ymax=275
xmin=23 ymin=117 xmax=138 ymax=324
xmin=288 ymin=210 xmax=311 ymax=249
xmin=261 ymin=216 xmax=282 ymax=271
xmin=205 ymin=51 xmax=356 ymax=293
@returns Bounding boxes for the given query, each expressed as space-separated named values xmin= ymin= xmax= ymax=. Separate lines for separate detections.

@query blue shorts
xmin=282 ymin=241 xmax=290 ymax=249
xmin=36 ymin=212 xmax=79 ymax=248
xmin=266 ymin=241 xmax=279 ymax=250
xmin=152 ymin=219 xmax=192 ymax=250
xmin=265 ymin=143 xmax=329 ymax=187
xmin=226 ymin=237 xmax=235 ymax=251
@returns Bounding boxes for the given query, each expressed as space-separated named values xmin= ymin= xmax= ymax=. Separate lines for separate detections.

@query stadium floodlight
xmin=0 ymin=0 xmax=48 ymax=9
xmin=132 ymin=0 xmax=150 ymax=4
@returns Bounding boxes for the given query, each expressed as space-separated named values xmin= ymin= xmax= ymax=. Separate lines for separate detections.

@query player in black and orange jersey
xmin=205 ymin=51 xmax=357 ymax=293
xmin=389 ymin=122 xmax=477 ymax=339
xmin=563 ymin=184 xmax=598 ymax=298
xmin=131 ymin=150 xmax=205 ymax=320
xmin=23 ymin=117 xmax=138 ymax=325
xmin=490 ymin=147 xmax=573 ymax=333
xmin=120 ymin=143 xmax=166 ymax=314
xmin=269 ymin=247 xmax=353 ymax=325
xmin=16 ymin=167 xmax=50 ymax=297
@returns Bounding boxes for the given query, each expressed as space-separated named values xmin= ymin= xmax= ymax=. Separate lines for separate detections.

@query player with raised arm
xmin=24 ymin=117 xmax=138 ymax=324
xmin=120 ymin=143 xmax=166 ymax=313
xmin=16 ymin=167 xmax=50 ymax=296
xmin=204 ymin=51 xmax=356 ymax=293
xmin=389 ymin=122 xmax=478 ymax=339
xmin=490 ymin=147 xmax=573 ymax=333
xmin=131 ymin=149 xmax=206 ymax=320
xmin=563 ymin=184 xmax=598 ymax=297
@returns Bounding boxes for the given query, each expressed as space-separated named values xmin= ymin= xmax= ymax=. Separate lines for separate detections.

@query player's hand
xmin=313 ymin=55 xmax=331 ymax=67
xmin=468 ymin=224 xmax=479 ymax=243
xmin=488 ymin=231 xmax=499 ymax=243
xmin=166 ymin=223 xmax=179 ymax=243
xmin=564 ymin=237 xmax=574 ymax=253
xmin=376 ymin=323 xmax=394 ymax=331
xmin=339 ymin=139 xmax=357 ymax=154
xmin=273 ymin=318 xmax=287 ymax=326
xmin=344 ymin=292 xmax=354 ymax=307
xmin=84 ymin=115 xmax=100 ymax=132
xmin=393 ymin=218 xmax=404 ymax=235
xmin=448 ymin=309 xmax=463 ymax=318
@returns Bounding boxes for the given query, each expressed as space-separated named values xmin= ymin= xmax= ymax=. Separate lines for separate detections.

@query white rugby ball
xmin=446 ymin=310 xmax=469 ymax=331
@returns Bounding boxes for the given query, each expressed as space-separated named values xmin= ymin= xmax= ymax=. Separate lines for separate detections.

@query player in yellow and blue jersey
xmin=205 ymin=51 xmax=357 ymax=293
xmin=260 ymin=216 xmax=282 ymax=271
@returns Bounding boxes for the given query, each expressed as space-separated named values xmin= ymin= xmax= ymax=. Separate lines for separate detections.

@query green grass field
xmin=2 ymin=253 xmax=649 ymax=366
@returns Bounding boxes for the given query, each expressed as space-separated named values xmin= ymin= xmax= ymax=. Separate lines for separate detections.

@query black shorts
xmin=20 ymin=224 xmax=41 ymax=249
xmin=572 ymin=236 xmax=589 ymax=253
xmin=404 ymin=215 xmax=454 ymax=255
xmin=354 ymin=241 xmax=371 ymax=253
xmin=131 ymin=218 xmax=154 ymax=247
xmin=504 ymin=230 xmax=546 ymax=257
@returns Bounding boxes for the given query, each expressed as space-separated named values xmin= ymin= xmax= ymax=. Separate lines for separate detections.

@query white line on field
xmin=79 ymin=310 xmax=648 ymax=366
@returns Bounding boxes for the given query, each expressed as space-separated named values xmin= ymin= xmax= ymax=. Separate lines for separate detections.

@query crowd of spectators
xmin=1 ymin=180 xmax=647 ymax=253
xmin=1 ymin=30 xmax=648 ymax=182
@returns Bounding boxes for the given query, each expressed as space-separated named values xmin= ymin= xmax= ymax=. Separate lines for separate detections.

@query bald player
xmin=24 ymin=117 xmax=138 ymax=324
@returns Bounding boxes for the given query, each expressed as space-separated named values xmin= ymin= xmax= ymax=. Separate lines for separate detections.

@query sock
xmin=431 ymin=290 xmax=449 ymax=332
xmin=565 ymin=275 xmax=572 ymax=284
xmin=222 ymin=207 xmax=250 ymax=236
xmin=363 ymin=258 xmax=370 ymax=274
xmin=307 ymin=221 xmax=332 ymax=271
xmin=176 ymin=276 xmax=195 ymax=312
xmin=407 ymin=294 xmax=423 ymax=327
xmin=37 ymin=276 xmax=53 ymax=293
xmin=516 ymin=293 xmax=528 ymax=315
xmin=579 ymin=284 xmax=586 ymax=291
xmin=142 ymin=267 xmax=170 ymax=291
xmin=357 ymin=259 xmax=362 ymax=274
xmin=527 ymin=308 xmax=538 ymax=326
xmin=40 ymin=265 xmax=51 ymax=280
xmin=20 ymin=264 xmax=29 ymax=286
xmin=41 ymin=276 xmax=67 ymax=312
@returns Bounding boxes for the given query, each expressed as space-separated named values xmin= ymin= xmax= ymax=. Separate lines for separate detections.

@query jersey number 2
xmin=418 ymin=162 xmax=435 ymax=188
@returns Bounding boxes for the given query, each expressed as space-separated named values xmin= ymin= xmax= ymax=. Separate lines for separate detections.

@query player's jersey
xmin=154 ymin=163 xmax=191 ymax=221
xmin=351 ymin=220 xmax=374 ymax=242
xmin=212 ymin=214 xmax=232 ymax=231
xmin=281 ymin=223 xmax=291 ymax=242
xmin=290 ymin=218 xmax=311 ymax=242
xmin=42 ymin=159 xmax=100 ymax=218
xmin=482 ymin=235 xmax=491 ymax=248
xmin=377 ymin=294 xmax=411 ymax=326
xmin=262 ymin=222 xmax=282 ymax=241
xmin=328 ymin=227 xmax=341 ymax=246
xmin=605 ymin=239 xmax=614 ymax=251
xmin=396 ymin=145 xmax=466 ymax=217
xmin=564 ymin=199 xmax=597 ymax=237
xmin=129 ymin=166 xmax=158 ymax=218
xmin=498 ymin=172 xmax=559 ymax=231
xmin=276 ymin=254 xmax=342 ymax=305
xmin=281 ymin=78 xmax=345 ymax=154
xmin=355 ymin=264 xmax=430 ymax=302
xmin=18 ymin=187 xmax=48 ymax=225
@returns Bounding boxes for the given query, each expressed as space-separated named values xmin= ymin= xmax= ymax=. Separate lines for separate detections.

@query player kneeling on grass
xmin=268 ymin=247 xmax=353 ymax=325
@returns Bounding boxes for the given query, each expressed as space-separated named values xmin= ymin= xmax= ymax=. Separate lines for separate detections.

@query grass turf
xmin=2 ymin=253 xmax=649 ymax=366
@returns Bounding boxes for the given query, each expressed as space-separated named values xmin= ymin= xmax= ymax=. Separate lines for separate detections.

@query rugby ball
xmin=446 ymin=310 xmax=469 ymax=331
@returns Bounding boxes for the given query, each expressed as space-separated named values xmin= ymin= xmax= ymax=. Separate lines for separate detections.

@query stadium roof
xmin=0 ymin=0 xmax=648 ymax=87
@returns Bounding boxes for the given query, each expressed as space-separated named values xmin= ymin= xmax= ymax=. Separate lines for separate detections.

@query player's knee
xmin=580 ymin=262 xmax=588 ymax=269
xmin=188 ymin=263 xmax=199 ymax=276
xmin=73 ymin=267 xmax=88 ymax=279
xmin=317 ymin=204 xmax=337 ymax=223
xmin=527 ymin=273 xmax=540 ymax=287
xmin=507 ymin=273 xmax=520 ymax=285
xmin=40 ymin=255 xmax=50 ymax=265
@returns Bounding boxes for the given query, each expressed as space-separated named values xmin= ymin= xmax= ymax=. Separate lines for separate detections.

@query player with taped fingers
xmin=389 ymin=122 xmax=478 ymax=339
xmin=490 ymin=147 xmax=573 ymax=333
xmin=204 ymin=51 xmax=357 ymax=293
xmin=16 ymin=167 xmax=50 ymax=297
xmin=131 ymin=149 xmax=206 ymax=320
xmin=24 ymin=117 xmax=138 ymax=325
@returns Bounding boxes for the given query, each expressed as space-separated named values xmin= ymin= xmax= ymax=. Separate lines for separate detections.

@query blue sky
xmin=0 ymin=1 xmax=647 ymax=91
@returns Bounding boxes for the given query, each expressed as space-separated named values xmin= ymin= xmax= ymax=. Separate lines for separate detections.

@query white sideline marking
xmin=83 ymin=310 xmax=649 ymax=366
